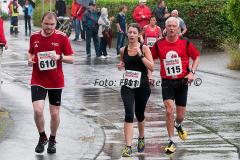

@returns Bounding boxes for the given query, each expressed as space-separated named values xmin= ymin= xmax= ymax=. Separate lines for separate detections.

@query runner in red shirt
xmin=141 ymin=16 xmax=161 ymax=82
xmin=28 ymin=12 xmax=74 ymax=154
xmin=141 ymin=16 xmax=162 ymax=50
xmin=151 ymin=17 xmax=200 ymax=154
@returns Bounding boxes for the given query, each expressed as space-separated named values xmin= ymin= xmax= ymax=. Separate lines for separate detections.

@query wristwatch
xmin=190 ymin=70 xmax=196 ymax=74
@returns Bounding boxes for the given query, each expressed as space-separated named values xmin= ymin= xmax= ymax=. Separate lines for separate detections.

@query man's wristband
xmin=190 ymin=70 xmax=196 ymax=74
xmin=60 ymin=54 xmax=63 ymax=61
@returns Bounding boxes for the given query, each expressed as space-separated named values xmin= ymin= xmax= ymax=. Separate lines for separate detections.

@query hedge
xmin=227 ymin=0 xmax=240 ymax=30
xmin=96 ymin=0 xmax=237 ymax=48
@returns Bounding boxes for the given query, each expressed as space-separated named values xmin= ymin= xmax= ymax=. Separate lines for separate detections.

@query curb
xmin=198 ymin=69 xmax=240 ymax=80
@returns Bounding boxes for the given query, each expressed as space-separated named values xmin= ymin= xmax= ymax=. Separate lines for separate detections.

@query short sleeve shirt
xmin=151 ymin=37 xmax=199 ymax=79
xmin=28 ymin=30 xmax=73 ymax=88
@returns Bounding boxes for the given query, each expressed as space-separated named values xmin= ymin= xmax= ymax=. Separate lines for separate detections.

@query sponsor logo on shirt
xmin=34 ymin=41 xmax=39 ymax=48
xmin=52 ymin=42 xmax=59 ymax=47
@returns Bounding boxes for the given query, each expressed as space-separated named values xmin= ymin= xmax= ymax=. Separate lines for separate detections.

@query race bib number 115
xmin=163 ymin=51 xmax=182 ymax=76
xmin=38 ymin=51 xmax=57 ymax=71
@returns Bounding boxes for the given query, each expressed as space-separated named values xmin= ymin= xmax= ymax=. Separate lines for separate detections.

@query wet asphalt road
xmin=0 ymin=20 xmax=239 ymax=160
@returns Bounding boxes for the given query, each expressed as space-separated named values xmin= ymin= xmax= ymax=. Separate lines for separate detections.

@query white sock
xmin=175 ymin=121 xmax=181 ymax=127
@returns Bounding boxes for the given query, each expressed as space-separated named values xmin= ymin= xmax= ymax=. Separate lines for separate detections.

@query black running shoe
xmin=47 ymin=140 xmax=56 ymax=154
xmin=35 ymin=137 xmax=48 ymax=153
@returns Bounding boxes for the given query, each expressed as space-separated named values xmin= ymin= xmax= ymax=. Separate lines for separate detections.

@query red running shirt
xmin=28 ymin=30 xmax=73 ymax=89
xmin=143 ymin=25 xmax=161 ymax=48
xmin=0 ymin=18 xmax=7 ymax=45
xmin=151 ymin=37 xmax=199 ymax=79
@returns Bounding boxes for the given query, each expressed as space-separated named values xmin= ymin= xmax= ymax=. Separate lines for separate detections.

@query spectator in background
xmin=8 ymin=0 xmax=19 ymax=35
xmin=23 ymin=0 xmax=34 ymax=36
xmin=82 ymin=2 xmax=100 ymax=58
xmin=152 ymin=0 xmax=169 ymax=31
xmin=71 ymin=0 xmax=78 ymax=40
xmin=71 ymin=0 xmax=86 ymax=41
xmin=116 ymin=5 xmax=127 ymax=57
xmin=55 ymin=0 xmax=66 ymax=29
xmin=133 ymin=0 xmax=151 ymax=29
xmin=171 ymin=9 xmax=187 ymax=36
xmin=76 ymin=3 xmax=86 ymax=41
xmin=98 ymin=7 xmax=111 ymax=59
xmin=55 ymin=0 xmax=66 ymax=17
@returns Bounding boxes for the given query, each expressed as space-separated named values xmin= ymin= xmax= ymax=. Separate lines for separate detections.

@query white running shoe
xmin=100 ymin=55 xmax=106 ymax=59
xmin=77 ymin=38 xmax=84 ymax=42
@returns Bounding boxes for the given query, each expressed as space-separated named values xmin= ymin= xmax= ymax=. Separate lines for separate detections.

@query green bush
xmin=223 ymin=0 xmax=240 ymax=70
xmin=223 ymin=37 xmax=240 ymax=70
xmin=33 ymin=0 xmax=56 ymax=26
xmin=226 ymin=0 xmax=240 ymax=29
xmin=1 ymin=12 xmax=9 ymax=20
xmin=96 ymin=0 xmax=236 ymax=48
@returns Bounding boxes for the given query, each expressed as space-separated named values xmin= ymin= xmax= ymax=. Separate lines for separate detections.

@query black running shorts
xmin=161 ymin=78 xmax=188 ymax=106
xmin=31 ymin=86 xmax=62 ymax=106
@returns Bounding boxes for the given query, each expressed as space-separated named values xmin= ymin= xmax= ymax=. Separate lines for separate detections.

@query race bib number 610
xmin=38 ymin=51 xmax=57 ymax=71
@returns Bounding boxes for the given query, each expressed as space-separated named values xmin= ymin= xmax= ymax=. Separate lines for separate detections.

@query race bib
xmin=123 ymin=70 xmax=141 ymax=88
xmin=38 ymin=51 xmax=57 ymax=71
xmin=163 ymin=51 xmax=182 ymax=76
xmin=146 ymin=37 xmax=157 ymax=47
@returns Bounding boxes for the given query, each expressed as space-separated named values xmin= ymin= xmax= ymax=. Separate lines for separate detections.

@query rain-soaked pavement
xmin=0 ymin=20 xmax=239 ymax=160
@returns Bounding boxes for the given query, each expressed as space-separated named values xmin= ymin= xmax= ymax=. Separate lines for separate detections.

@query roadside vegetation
xmin=224 ymin=0 xmax=240 ymax=70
